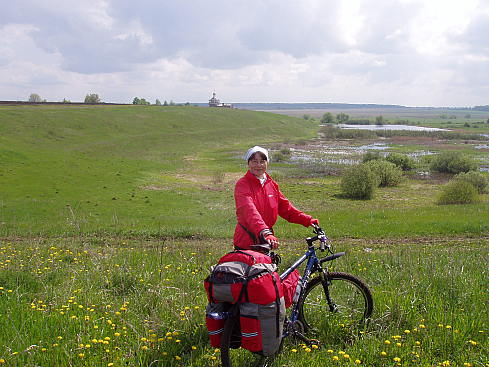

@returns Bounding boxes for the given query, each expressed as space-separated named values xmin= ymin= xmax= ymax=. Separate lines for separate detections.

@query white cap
xmin=244 ymin=146 xmax=269 ymax=162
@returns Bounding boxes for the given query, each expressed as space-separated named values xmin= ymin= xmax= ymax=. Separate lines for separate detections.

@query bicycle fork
xmin=318 ymin=268 xmax=338 ymax=313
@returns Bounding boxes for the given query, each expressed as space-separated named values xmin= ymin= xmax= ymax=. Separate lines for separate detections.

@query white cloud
xmin=1 ymin=0 xmax=489 ymax=105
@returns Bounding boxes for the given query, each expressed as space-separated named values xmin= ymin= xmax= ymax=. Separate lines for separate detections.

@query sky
xmin=1 ymin=0 xmax=489 ymax=107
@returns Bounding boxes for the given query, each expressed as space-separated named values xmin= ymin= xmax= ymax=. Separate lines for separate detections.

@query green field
xmin=0 ymin=105 xmax=488 ymax=366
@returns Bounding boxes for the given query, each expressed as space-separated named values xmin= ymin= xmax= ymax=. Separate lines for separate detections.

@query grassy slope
xmin=0 ymin=104 xmax=488 ymax=239
xmin=0 ymin=105 xmax=316 ymax=237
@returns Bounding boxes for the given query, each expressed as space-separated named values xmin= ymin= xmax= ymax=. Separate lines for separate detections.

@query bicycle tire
xmin=220 ymin=308 xmax=266 ymax=367
xmin=297 ymin=272 xmax=373 ymax=332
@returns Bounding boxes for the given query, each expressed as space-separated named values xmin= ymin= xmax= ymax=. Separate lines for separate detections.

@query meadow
xmin=0 ymin=104 xmax=488 ymax=366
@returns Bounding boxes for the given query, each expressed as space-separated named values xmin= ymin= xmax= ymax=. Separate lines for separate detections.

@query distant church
xmin=208 ymin=92 xmax=233 ymax=108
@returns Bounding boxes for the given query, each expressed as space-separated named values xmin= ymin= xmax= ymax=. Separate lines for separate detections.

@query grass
xmin=0 ymin=104 xmax=488 ymax=366
xmin=0 ymin=236 xmax=487 ymax=366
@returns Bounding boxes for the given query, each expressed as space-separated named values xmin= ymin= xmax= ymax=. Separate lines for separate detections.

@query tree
xmin=375 ymin=115 xmax=385 ymax=126
xmin=28 ymin=93 xmax=43 ymax=102
xmin=155 ymin=99 xmax=162 ymax=106
xmin=84 ymin=94 xmax=101 ymax=104
xmin=163 ymin=100 xmax=168 ymax=106
xmin=336 ymin=113 xmax=349 ymax=123
xmin=320 ymin=112 xmax=335 ymax=124
xmin=62 ymin=98 xmax=71 ymax=103
xmin=132 ymin=97 xmax=141 ymax=105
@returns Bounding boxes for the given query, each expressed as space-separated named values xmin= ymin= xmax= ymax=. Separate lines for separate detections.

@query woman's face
xmin=248 ymin=153 xmax=268 ymax=177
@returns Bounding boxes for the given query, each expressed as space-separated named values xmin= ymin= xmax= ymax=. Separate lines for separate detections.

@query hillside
xmin=0 ymin=105 xmax=317 ymax=236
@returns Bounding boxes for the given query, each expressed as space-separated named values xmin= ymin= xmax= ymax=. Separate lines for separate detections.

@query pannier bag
xmin=204 ymin=250 xmax=285 ymax=356
xmin=281 ymin=269 xmax=301 ymax=308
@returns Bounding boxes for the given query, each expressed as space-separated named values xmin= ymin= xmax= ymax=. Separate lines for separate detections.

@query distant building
xmin=208 ymin=92 xmax=233 ymax=108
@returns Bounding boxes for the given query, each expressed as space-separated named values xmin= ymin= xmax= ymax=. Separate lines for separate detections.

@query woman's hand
xmin=264 ymin=234 xmax=280 ymax=249
xmin=310 ymin=218 xmax=320 ymax=227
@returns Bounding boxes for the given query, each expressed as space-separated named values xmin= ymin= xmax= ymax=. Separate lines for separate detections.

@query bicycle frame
xmin=280 ymin=243 xmax=321 ymax=326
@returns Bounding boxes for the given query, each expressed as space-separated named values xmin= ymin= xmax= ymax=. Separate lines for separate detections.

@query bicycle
xmin=220 ymin=225 xmax=373 ymax=367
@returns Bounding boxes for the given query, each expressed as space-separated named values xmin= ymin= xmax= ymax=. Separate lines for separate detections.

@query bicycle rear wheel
xmin=298 ymin=272 xmax=373 ymax=332
xmin=220 ymin=307 xmax=267 ymax=367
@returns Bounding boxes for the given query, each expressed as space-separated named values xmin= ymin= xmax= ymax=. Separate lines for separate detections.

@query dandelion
xmin=108 ymin=364 xmax=114 ymax=367
xmin=291 ymin=349 xmax=297 ymax=353
xmin=415 ymin=341 xmax=421 ymax=346
xmin=384 ymin=340 xmax=391 ymax=345
xmin=380 ymin=351 xmax=387 ymax=356
xmin=0 ymin=359 xmax=4 ymax=364
xmin=468 ymin=340 xmax=477 ymax=346
xmin=312 ymin=344 xmax=319 ymax=349
xmin=332 ymin=356 xmax=339 ymax=361
xmin=464 ymin=363 xmax=473 ymax=367
xmin=175 ymin=356 xmax=181 ymax=360
xmin=141 ymin=345 xmax=148 ymax=351
xmin=192 ymin=346 xmax=197 ymax=350
xmin=305 ymin=347 xmax=311 ymax=352
xmin=441 ymin=361 xmax=450 ymax=366
xmin=419 ymin=324 xmax=426 ymax=329
xmin=343 ymin=354 xmax=350 ymax=359
xmin=396 ymin=343 xmax=402 ymax=347
xmin=78 ymin=353 xmax=85 ymax=358
xmin=327 ymin=349 xmax=334 ymax=354
xmin=393 ymin=357 xmax=401 ymax=362
xmin=355 ymin=360 xmax=362 ymax=364
xmin=404 ymin=329 xmax=411 ymax=334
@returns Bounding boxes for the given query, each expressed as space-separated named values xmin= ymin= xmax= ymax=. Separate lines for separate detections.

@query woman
xmin=234 ymin=146 xmax=319 ymax=250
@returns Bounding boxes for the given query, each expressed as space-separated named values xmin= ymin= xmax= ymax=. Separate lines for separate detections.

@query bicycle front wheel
xmin=298 ymin=272 xmax=373 ymax=333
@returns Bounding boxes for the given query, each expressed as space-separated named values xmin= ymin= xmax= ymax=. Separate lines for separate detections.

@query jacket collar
xmin=245 ymin=170 xmax=271 ymax=184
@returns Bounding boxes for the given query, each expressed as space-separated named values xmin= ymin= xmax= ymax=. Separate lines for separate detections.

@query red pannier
xmin=281 ymin=269 xmax=301 ymax=308
xmin=204 ymin=250 xmax=285 ymax=356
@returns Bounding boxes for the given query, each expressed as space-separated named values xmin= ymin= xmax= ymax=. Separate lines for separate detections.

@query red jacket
xmin=233 ymin=170 xmax=312 ymax=249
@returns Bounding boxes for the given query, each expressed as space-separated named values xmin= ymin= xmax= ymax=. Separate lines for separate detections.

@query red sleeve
xmin=275 ymin=182 xmax=312 ymax=227
xmin=235 ymin=179 xmax=268 ymax=240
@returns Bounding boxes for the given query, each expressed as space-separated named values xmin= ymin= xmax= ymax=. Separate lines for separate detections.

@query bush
xmin=362 ymin=151 xmax=382 ymax=163
xmin=454 ymin=171 xmax=488 ymax=193
xmin=364 ymin=160 xmax=403 ymax=187
xmin=273 ymin=148 xmax=292 ymax=162
xmin=386 ymin=153 xmax=416 ymax=171
xmin=429 ymin=151 xmax=478 ymax=174
xmin=437 ymin=180 xmax=479 ymax=205
xmin=341 ymin=164 xmax=377 ymax=199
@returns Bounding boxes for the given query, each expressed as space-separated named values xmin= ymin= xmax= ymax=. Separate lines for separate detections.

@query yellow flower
xmin=343 ymin=354 xmax=350 ymax=359
xmin=384 ymin=340 xmax=391 ymax=345
xmin=332 ymin=356 xmax=339 ymax=361
xmin=396 ymin=343 xmax=402 ymax=347
xmin=393 ymin=357 xmax=401 ymax=362
xmin=380 ymin=351 xmax=387 ymax=356
xmin=327 ymin=349 xmax=334 ymax=353
xmin=141 ymin=345 xmax=148 ymax=351
xmin=0 ymin=359 xmax=5 ymax=364
xmin=404 ymin=329 xmax=410 ymax=334
xmin=108 ymin=364 xmax=114 ymax=367
xmin=291 ymin=349 xmax=297 ymax=353
xmin=463 ymin=363 xmax=473 ymax=367
xmin=312 ymin=344 xmax=319 ymax=349
xmin=78 ymin=353 xmax=85 ymax=358
xmin=355 ymin=360 xmax=362 ymax=364
xmin=191 ymin=346 xmax=197 ymax=350
xmin=305 ymin=348 xmax=311 ymax=352
xmin=175 ymin=356 xmax=181 ymax=360
xmin=468 ymin=340 xmax=477 ymax=346
xmin=441 ymin=361 xmax=450 ymax=366
xmin=419 ymin=324 xmax=426 ymax=329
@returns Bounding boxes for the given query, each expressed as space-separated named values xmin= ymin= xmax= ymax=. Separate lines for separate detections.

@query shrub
xmin=362 ymin=151 xmax=382 ymax=163
xmin=273 ymin=148 xmax=292 ymax=162
xmin=341 ymin=164 xmax=377 ymax=199
xmin=453 ymin=171 xmax=488 ymax=193
xmin=364 ymin=160 xmax=403 ymax=187
xmin=386 ymin=153 xmax=416 ymax=171
xmin=437 ymin=180 xmax=479 ymax=205
xmin=429 ymin=151 xmax=478 ymax=174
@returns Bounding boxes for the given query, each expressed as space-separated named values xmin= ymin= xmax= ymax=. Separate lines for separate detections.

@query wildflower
xmin=291 ymin=349 xmax=297 ymax=353
xmin=446 ymin=325 xmax=452 ymax=329
xmin=415 ymin=341 xmax=421 ymax=346
xmin=393 ymin=357 xmax=401 ymax=362
xmin=332 ymin=356 xmax=339 ymax=361
xmin=384 ymin=340 xmax=391 ymax=345
xmin=191 ymin=346 xmax=197 ymax=350
xmin=327 ymin=349 xmax=334 ymax=354
xmin=305 ymin=347 xmax=311 ymax=352
xmin=175 ymin=356 xmax=181 ymax=360
xmin=380 ymin=351 xmax=387 ymax=356
xmin=396 ymin=343 xmax=402 ymax=347
xmin=343 ymin=354 xmax=350 ymax=359
xmin=141 ymin=346 xmax=148 ymax=351
xmin=78 ymin=353 xmax=85 ymax=358
xmin=468 ymin=340 xmax=477 ymax=346
xmin=441 ymin=361 xmax=450 ymax=366
xmin=114 ymin=333 xmax=120 ymax=337
xmin=338 ymin=350 xmax=345 ymax=355
xmin=0 ymin=359 xmax=4 ymax=364
xmin=404 ymin=329 xmax=411 ymax=334
xmin=108 ymin=364 xmax=114 ymax=367
xmin=355 ymin=360 xmax=362 ymax=364
xmin=464 ymin=363 xmax=473 ymax=367
xmin=312 ymin=344 xmax=319 ymax=349
xmin=419 ymin=324 xmax=426 ymax=329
